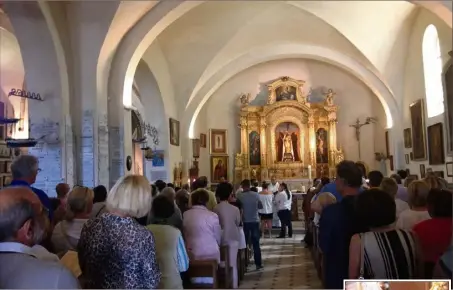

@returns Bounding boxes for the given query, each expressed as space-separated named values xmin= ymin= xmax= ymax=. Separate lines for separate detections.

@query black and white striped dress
xmin=362 ymin=229 xmax=421 ymax=279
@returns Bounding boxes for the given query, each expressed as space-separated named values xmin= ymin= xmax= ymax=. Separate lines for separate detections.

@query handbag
xmin=358 ymin=233 xmax=365 ymax=279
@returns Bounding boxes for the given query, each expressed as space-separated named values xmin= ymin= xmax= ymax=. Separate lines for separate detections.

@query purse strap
xmin=359 ymin=233 xmax=365 ymax=279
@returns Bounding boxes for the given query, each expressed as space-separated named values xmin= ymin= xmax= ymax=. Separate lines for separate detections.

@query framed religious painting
xmin=210 ymin=155 xmax=228 ymax=183
xmin=169 ymin=118 xmax=180 ymax=146
xmin=210 ymin=129 xmax=227 ymax=155
xmin=410 ymin=99 xmax=427 ymax=160
xmin=446 ymin=161 xmax=453 ymax=177
xmin=200 ymin=133 xmax=207 ymax=148
xmin=405 ymin=154 xmax=409 ymax=164
xmin=403 ymin=128 xmax=412 ymax=148
xmin=427 ymin=122 xmax=445 ymax=165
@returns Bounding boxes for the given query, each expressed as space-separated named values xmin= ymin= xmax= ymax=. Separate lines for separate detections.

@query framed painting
xmin=210 ymin=155 xmax=228 ymax=183
xmin=405 ymin=154 xmax=409 ymax=165
xmin=446 ymin=161 xmax=453 ymax=177
xmin=444 ymin=61 xmax=453 ymax=155
xmin=210 ymin=129 xmax=227 ymax=155
xmin=403 ymin=128 xmax=412 ymax=148
xmin=410 ymin=99 xmax=427 ymax=160
xmin=169 ymin=118 xmax=180 ymax=146
xmin=385 ymin=131 xmax=390 ymax=156
xmin=151 ymin=150 xmax=164 ymax=167
xmin=420 ymin=164 xmax=426 ymax=178
xmin=200 ymin=133 xmax=207 ymax=148
xmin=427 ymin=123 xmax=445 ymax=165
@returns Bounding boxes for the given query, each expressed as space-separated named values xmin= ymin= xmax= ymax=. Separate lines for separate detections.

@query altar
xmin=234 ymin=76 xmax=344 ymax=184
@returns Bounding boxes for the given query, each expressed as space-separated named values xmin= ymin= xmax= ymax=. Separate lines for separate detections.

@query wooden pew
xmin=218 ymin=245 xmax=233 ymax=289
xmin=187 ymin=260 xmax=219 ymax=289
xmin=237 ymin=248 xmax=246 ymax=282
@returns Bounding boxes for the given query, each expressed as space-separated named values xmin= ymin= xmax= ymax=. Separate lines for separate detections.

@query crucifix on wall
xmin=350 ymin=117 xmax=377 ymax=160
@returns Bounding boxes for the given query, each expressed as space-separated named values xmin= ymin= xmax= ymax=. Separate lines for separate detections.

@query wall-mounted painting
xmin=410 ymin=99 xmax=427 ymax=160
xmin=200 ymin=133 xmax=207 ymax=148
xmin=151 ymin=150 xmax=164 ymax=167
xmin=276 ymin=84 xmax=297 ymax=101
xmin=316 ymin=128 xmax=328 ymax=164
xmin=249 ymin=131 xmax=261 ymax=166
xmin=210 ymin=129 xmax=227 ymax=155
xmin=403 ymin=128 xmax=412 ymax=148
xmin=211 ymin=155 xmax=228 ymax=183
xmin=169 ymin=118 xmax=180 ymax=146
xmin=444 ymin=61 xmax=453 ymax=155
xmin=427 ymin=122 xmax=445 ymax=165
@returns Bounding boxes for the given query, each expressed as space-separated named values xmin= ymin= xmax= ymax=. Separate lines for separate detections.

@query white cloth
xmin=396 ymin=209 xmax=431 ymax=230
xmin=238 ymin=227 xmax=246 ymax=249
xmin=268 ymin=182 xmax=280 ymax=194
xmin=275 ymin=191 xmax=292 ymax=211
xmin=395 ymin=198 xmax=410 ymax=218
xmin=258 ymin=192 xmax=273 ymax=214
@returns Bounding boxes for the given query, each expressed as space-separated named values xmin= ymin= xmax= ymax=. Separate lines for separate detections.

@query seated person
xmin=147 ymin=195 xmax=189 ymax=289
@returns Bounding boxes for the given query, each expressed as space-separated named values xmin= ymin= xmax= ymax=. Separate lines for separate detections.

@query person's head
xmin=191 ymin=189 xmax=210 ymax=207
xmin=320 ymin=176 xmax=330 ymax=186
xmin=380 ymin=177 xmax=398 ymax=198
xmin=368 ymin=170 xmax=384 ymax=187
xmin=355 ymin=162 xmax=367 ymax=178
xmin=407 ymin=180 xmax=430 ymax=208
xmin=262 ymin=182 xmax=269 ymax=190
xmin=93 ymin=185 xmax=108 ymax=203
xmin=182 ymin=183 xmax=190 ymax=191
xmin=317 ymin=192 xmax=337 ymax=210
xmin=11 ymin=155 xmax=40 ymax=184
xmin=151 ymin=195 xmax=175 ymax=220
xmin=167 ymin=183 xmax=175 ymax=189
xmin=335 ymin=160 xmax=363 ymax=195
xmin=424 ymin=174 xmax=448 ymax=190
xmin=66 ymin=186 xmax=94 ymax=220
xmin=107 ymin=175 xmax=152 ymax=218
xmin=355 ymin=188 xmax=396 ymax=229
xmin=241 ymin=179 xmax=251 ymax=190
xmin=160 ymin=187 xmax=176 ymax=201
xmin=404 ymin=175 xmax=417 ymax=188
xmin=397 ymin=169 xmax=408 ymax=180
xmin=252 ymin=181 xmax=259 ymax=187
xmin=155 ymin=180 xmax=166 ymax=192
xmin=426 ymin=188 xmax=453 ymax=218
xmin=271 ymin=176 xmax=276 ymax=185
xmin=151 ymin=184 xmax=158 ymax=197
xmin=219 ymin=177 xmax=226 ymax=183
xmin=390 ymin=174 xmax=402 ymax=185
xmin=216 ymin=182 xmax=233 ymax=201
xmin=55 ymin=183 xmax=70 ymax=199
xmin=0 ymin=187 xmax=48 ymax=246
xmin=250 ymin=187 xmax=258 ymax=192
xmin=279 ymin=182 xmax=291 ymax=199
xmin=175 ymin=189 xmax=190 ymax=208
xmin=174 ymin=186 xmax=181 ymax=192
xmin=197 ymin=176 xmax=208 ymax=188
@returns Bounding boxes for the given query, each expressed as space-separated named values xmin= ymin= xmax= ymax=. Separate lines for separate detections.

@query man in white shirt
xmin=268 ymin=177 xmax=281 ymax=228
xmin=0 ymin=187 xmax=79 ymax=289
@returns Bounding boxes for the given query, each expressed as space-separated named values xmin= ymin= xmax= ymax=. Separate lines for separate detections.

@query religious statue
xmin=239 ymin=93 xmax=250 ymax=106
xmin=324 ymin=89 xmax=335 ymax=106
xmin=350 ymin=117 xmax=377 ymax=160
xmin=281 ymin=131 xmax=294 ymax=162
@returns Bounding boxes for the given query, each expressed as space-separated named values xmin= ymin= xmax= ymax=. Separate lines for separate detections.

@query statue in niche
xmin=240 ymin=93 xmax=250 ymax=106
xmin=324 ymin=89 xmax=335 ymax=107
xmin=276 ymin=122 xmax=300 ymax=162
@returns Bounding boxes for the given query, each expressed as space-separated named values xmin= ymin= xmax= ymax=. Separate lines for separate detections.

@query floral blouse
xmin=78 ymin=213 xmax=161 ymax=289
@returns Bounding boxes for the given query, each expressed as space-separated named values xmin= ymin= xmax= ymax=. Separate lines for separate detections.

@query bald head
xmin=0 ymin=187 xmax=44 ymax=245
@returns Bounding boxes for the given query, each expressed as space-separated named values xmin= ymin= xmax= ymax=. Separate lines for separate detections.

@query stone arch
xmin=1 ymin=2 xmax=73 ymax=192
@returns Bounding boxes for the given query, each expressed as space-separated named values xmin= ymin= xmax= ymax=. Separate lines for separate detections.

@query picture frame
xmin=427 ymin=123 xmax=445 ymax=165
xmin=210 ymin=155 xmax=228 ymax=183
xmin=169 ymin=118 xmax=180 ymax=146
xmin=446 ymin=161 xmax=453 ymax=177
xmin=210 ymin=129 xmax=228 ymax=155
xmin=427 ymin=167 xmax=433 ymax=174
xmin=404 ymin=154 xmax=409 ymax=165
xmin=420 ymin=164 xmax=426 ymax=178
xmin=200 ymin=133 xmax=207 ymax=148
xmin=403 ymin=128 xmax=412 ymax=148
xmin=409 ymin=99 xmax=427 ymax=160
xmin=410 ymin=152 xmax=414 ymax=160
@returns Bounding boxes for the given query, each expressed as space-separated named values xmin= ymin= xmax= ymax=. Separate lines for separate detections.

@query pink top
xmin=183 ymin=205 xmax=221 ymax=262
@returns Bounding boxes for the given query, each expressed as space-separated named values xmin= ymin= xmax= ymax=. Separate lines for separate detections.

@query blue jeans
xmin=243 ymin=222 xmax=262 ymax=267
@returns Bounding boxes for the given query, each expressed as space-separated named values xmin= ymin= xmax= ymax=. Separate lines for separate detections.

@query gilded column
xmin=308 ymin=114 xmax=316 ymax=166
xmin=240 ymin=116 xmax=248 ymax=154
xmin=259 ymin=117 xmax=267 ymax=167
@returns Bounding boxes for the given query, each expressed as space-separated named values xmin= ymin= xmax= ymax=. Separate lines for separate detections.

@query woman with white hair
xmin=78 ymin=175 xmax=161 ymax=289
xmin=51 ymin=186 xmax=94 ymax=256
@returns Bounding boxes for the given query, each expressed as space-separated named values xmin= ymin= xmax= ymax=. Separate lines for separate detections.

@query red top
xmin=413 ymin=218 xmax=452 ymax=262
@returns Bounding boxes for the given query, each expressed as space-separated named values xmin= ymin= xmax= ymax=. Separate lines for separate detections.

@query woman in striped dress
xmin=349 ymin=188 xmax=423 ymax=279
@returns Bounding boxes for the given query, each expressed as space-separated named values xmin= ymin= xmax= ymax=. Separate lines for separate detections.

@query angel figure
xmin=325 ymin=89 xmax=336 ymax=106
xmin=240 ymin=93 xmax=250 ymax=106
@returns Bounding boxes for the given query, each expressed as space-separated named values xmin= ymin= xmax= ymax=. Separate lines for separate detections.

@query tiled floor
xmin=239 ymin=227 xmax=322 ymax=289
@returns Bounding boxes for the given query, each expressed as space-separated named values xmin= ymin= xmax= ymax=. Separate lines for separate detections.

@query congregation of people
xmin=304 ymin=161 xmax=453 ymax=289
xmin=0 ymin=154 xmax=297 ymax=289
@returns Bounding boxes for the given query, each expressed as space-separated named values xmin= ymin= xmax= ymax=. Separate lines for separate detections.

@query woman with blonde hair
xmin=51 ymin=186 xmax=94 ymax=256
xmin=78 ymin=175 xmax=161 ymax=289
xmin=424 ymin=173 xmax=448 ymax=190
xmin=396 ymin=180 xmax=431 ymax=230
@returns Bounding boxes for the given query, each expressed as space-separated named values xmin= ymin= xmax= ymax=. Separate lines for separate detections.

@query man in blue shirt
xmin=9 ymin=155 xmax=52 ymax=221
xmin=237 ymin=179 xmax=263 ymax=270
xmin=319 ymin=160 xmax=367 ymax=289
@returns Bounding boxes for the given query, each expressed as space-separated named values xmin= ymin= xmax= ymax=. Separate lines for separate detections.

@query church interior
xmin=0 ymin=1 xmax=452 ymax=289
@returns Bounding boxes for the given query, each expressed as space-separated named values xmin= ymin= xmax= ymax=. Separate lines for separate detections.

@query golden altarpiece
xmin=234 ymin=77 xmax=344 ymax=185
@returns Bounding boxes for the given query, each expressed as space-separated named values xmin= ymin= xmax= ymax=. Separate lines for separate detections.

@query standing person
xmin=237 ymin=179 xmax=263 ymax=270
xmin=380 ymin=177 xmax=409 ymax=218
xmin=188 ymin=176 xmax=217 ymax=211
xmin=396 ymin=180 xmax=431 ymax=230
xmin=391 ymin=173 xmax=408 ymax=203
xmin=275 ymin=183 xmax=293 ymax=238
xmin=258 ymin=182 xmax=273 ymax=238
xmin=53 ymin=183 xmax=70 ymax=225
xmin=9 ymin=155 xmax=53 ymax=221
xmin=268 ymin=177 xmax=281 ymax=228
xmin=319 ymin=160 xmax=367 ymax=289
xmin=90 ymin=185 xmax=108 ymax=219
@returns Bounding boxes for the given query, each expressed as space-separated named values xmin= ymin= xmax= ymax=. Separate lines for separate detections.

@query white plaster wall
xmin=401 ymin=9 xmax=453 ymax=180
xmin=195 ymin=59 xmax=386 ymax=180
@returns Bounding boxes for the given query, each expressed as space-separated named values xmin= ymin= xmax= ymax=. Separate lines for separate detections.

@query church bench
xmin=186 ymin=260 xmax=219 ymax=289
xmin=237 ymin=248 xmax=246 ymax=282
xmin=218 ymin=245 xmax=233 ymax=289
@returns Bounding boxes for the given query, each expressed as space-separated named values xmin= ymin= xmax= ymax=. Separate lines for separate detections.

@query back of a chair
xmin=187 ymin=260 xmax=218 ymax=289
xmin=219 ymin=245 xmax=229 ymax=266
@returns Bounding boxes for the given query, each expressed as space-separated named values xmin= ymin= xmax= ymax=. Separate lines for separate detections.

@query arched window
xmin=422 ymin=24 xmax=444 ymax=118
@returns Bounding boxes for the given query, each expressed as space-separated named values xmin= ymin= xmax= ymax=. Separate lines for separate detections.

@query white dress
xmin=268 ymin=183 xmax=281 ymax=227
